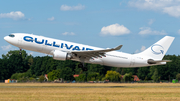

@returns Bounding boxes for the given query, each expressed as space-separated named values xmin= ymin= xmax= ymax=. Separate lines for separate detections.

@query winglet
xmin=114 ymin=45 xmax=123 ymax=50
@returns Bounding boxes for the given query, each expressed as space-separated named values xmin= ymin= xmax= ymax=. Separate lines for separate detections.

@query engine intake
xmin=53 ymin=50 xmax=71 ymax=60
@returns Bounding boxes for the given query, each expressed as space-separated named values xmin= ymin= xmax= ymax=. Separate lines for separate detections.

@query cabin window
xmin=9 ymin=34 xmax=15 ymax=37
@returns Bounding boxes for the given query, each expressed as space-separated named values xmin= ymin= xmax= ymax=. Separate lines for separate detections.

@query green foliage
xmin=0 ymin=50 xmax=30 ymax=80
xmin=38 ymin=75 xmax=45 ymax=83
xmin=17 ymin=77 xmax=29 ymax=82
xmin=122 ymin=68 xmax=138 ymax=75
xmin=2 ymin=50 xmax=27 ymax=60
xmin=104 ymin=70 xmax=121 ymax=82
xmin=75 ymin=73 xmax=86 ymax=82
xmin=60 ymin=67 xmax=74 ymax=81
xmin=74 ymin=63 xmax=83 ymax=74
xmin=47 ymin=67 xmax=74 ymax=81
xmin=121 ymin=69 xmax=125 ymax=75
xmin=152 ymin=68 xmax=159 ymax=82
xmin=144 ymin=76 xmax=148 ymax=81
xmin=29 ymin=77 xmax=36 ymax=82
xmin=11 ymin=73 xmax=26 ymax=80
xmin=102 ymin=77 xmax=107 ymax=81
xmin=10 ymin=70 xmax=35 ymax=82
xmin=123 ymin=73 xmax=133 ymax=82
xmin=87 ymin=72 xmax=100 ymax=81
xmin=2 ymin=50 xmax=180 ymax=82
xmin=137 ymin=67 xmax=151 ymax=80
xmin=47 ymin=69 xmax=61 ymax=81
xmin=87 ymin=64 xmax=112 ymax=76
xmin=176 ymin=73 xmax=180 ymax=81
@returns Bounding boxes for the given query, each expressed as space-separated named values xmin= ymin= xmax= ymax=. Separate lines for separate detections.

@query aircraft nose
xmin=4 ymin=36 xmax=9 ymax=42
xmin=4 ymin=35 xmax=15 ymax=44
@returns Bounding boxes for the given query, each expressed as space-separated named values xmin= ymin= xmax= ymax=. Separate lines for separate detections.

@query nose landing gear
xmin=19 ymin=49 xmax=22 ymax=55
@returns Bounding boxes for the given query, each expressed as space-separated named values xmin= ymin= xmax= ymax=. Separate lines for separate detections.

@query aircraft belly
xmin=102 ymin=56 xmax=130 ymax=67
xmin=42 ymin=45 xmax=54 ymax=54
xmin=89 ymin=58 xmax=103 ymax=65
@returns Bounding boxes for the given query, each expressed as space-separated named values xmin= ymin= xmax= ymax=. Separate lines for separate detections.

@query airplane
xmin=4 ymin=33 xmax=174 ymax=71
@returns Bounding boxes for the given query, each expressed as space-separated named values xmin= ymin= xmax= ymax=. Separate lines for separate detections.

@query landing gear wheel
xmin=78 ymin=63 xmax=88 ymax=71
xmin=78 ymin=63 xmax=83 ymax=68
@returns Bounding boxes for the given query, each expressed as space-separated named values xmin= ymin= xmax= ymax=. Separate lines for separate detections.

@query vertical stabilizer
xmin=136 ymin=36 xmax=174 ymax=60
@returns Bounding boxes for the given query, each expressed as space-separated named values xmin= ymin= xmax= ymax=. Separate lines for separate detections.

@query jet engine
xmin=147 ymin=59 xmax=156 ymax=64
xmin=147 ymin=59 xmax=170 ymax=65
xmin=53 ymin=50 xmax=71 ymax=60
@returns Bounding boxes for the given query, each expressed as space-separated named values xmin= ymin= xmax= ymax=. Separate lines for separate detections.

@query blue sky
xmin=1 ymin=0 xmax=180 ymax=57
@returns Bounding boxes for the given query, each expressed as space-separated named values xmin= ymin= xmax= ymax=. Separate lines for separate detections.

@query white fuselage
xmin=4 ymin=33 xmax=166 ymax=68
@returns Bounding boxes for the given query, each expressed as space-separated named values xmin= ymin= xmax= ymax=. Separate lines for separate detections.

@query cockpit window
xmin=9 ymin=34 xmax=15 ymax=37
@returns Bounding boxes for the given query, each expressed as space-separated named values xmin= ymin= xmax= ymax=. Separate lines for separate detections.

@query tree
xmin=0 ymin=50 xmax=31 ymax=80
xmin=87 ymin=64 xmax=113 ymax=76
xmin=123 ymin=73 xmax=133 ymax=82
xmin=2 ymin=50 xmax=27 ymax=60
xmin=75 ymin=74 xmax=86 ymax=82
xmin=104 ymin=70 xmax=121 ymax=82
xmin=0 ymin=58 xmax=6 ymax=80
xmin=116 ymin=68 xmax=121 ymax=74
xmin=121 ymin=69 xmax=125 ymax=75
xmin=60 ymin=67 xmax=74 ymax=81
xmin=47 ymin=69 xmax=61 ymax=81
xmin=137 ymin=67 xmax=151 ymax=80
xmin=8 ymin=54 xmax=24 ymax=73
xmin=122 ymin=68 xmax=138 ymax=75
xmin=38 ymin=75 xmax=45 ymax=83
xmin=152 ymin=68 xmax=159 ymax=82
xmin=11 ymin=73 xmax=26 ymax=80
xmin=87 ymin=72 xmax=100 ymax=81
xmin=31 ymin=56 xmax=43 ymax=76
xmin=3 ymin=52 xmax=180 ymax=82
xmin=28 ymin=57 xmax=34 ymax=66
xmin=176 ymin=73 xmax=180 ymax=81
xmin=74 ymin=63 xmax=83 ymax=74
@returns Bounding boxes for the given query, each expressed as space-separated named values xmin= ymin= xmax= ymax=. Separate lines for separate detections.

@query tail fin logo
xmin=151 ymin=44 xmax=164 ymax=55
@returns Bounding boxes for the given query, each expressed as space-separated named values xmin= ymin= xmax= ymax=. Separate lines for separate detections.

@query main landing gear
xmin=78 ymin=63 xmax=88 ymax=71
xmin=78 ymin=62 xmax=88 ymax=82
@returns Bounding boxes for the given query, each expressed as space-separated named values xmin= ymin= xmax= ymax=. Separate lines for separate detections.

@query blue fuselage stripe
xmin=23 ymin=36 xmax=93 ymax=51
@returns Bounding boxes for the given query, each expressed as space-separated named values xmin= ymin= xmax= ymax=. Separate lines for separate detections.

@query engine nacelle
xmin=53 ymin=50 xmax=71 ymax=60
xmin=147 ymin=59 xmax=156 ymax=64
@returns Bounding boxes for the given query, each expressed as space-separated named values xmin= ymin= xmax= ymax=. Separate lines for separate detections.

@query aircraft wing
xmin=71 ymin=45 xmax=122 ymax=59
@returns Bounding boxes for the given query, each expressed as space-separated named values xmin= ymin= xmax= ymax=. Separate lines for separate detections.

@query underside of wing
xmin=71 ymin=45 xmax=122 ymax=59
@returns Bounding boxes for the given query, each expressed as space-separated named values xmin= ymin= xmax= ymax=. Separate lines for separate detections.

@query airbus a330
xmin=4 ymin=33 xmax=174 ymax=70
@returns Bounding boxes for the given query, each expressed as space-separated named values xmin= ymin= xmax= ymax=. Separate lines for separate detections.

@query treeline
xmin=0 ymin=50 xmax=180 ymax=82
